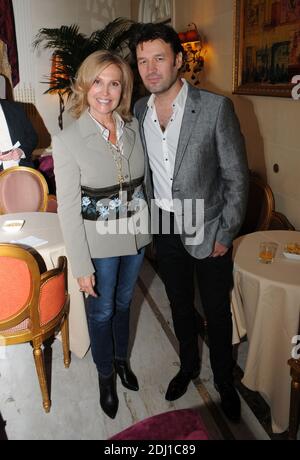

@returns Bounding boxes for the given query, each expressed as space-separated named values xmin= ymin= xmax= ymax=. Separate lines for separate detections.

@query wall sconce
xmin=178 ymin=23 xmax=206 ymax=86
xmin=49 ymin=53 xmax=68 ymax=130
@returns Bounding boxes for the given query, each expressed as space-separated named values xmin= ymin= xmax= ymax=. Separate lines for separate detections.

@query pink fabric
xmin=0 ymin=171 xmax=44 ymax=213
xmin=1 ymin=318 xmax=29 ymax=334
xmin=38 ymin=156 xmax=54 ymax=176
xmin=109 ymin=409 xmax=210 ymax=440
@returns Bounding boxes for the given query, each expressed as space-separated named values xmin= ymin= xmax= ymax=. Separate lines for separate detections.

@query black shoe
xmin=98 ymin=373 xmax=119 ymax=419
xmin=165 ymin=368 xmax=199 ymax=401
xmin=215 ymin=381 xmax=241 ymax=423
xmin=115 ymin=359 xmax=139 ymax=391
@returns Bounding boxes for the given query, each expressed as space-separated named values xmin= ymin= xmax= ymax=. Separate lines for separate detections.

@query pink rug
xmin=109 ymin=409 xmax=211 ymax=440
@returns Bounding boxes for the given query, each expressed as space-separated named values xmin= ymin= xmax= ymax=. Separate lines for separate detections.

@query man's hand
xmin=0 ymin=148 xmax=23 ymax=161
xmin=77 ymin=274 xmax=98 ymax=298
xmin=210 ymin=241 xmax=229 ymax=257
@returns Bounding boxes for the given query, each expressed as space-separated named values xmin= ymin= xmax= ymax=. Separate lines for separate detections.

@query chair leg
xmin=288 ymin=359 xmax=300 ymax=440
xmin=61 ymin=316 xmax=70 ymax=368
xmin=288 ymin=379 xmax=300 ymax=440
xmin=32 ymin=342 xmax=51 ymax=413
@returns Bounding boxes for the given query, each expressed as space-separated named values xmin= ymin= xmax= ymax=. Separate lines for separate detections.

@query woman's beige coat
xmin=53 ymin=111 xmax=151 ymax=278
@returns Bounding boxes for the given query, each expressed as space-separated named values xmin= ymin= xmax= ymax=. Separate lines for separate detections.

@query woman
xmin=53 ymin=50 xmax=151 ymax=419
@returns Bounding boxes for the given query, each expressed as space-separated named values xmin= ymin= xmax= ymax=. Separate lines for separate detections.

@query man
xmin=0 ymin=98 xmax=37 ymax=170
xmin=130 ymin=23 xmax=249 ymax=422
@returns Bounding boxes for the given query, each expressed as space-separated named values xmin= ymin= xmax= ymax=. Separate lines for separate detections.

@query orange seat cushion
xmin=0 ymin=258 xmax=31 ymax=321
xmin=46 ymin=198 xmax=58 ymax=213
xmin=39 ymin=273 xmax=66 ymax=325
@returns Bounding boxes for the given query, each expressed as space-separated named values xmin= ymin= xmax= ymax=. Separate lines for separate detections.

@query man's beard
xmin=145 ymin=72 xmax=178 ymax=95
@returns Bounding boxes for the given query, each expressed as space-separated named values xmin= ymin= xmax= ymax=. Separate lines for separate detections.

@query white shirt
xmin=88 ymin=110 xmax=124 ymax=153
xmin=0 ymin=104 xmax=25 ymax=169
xmin=143 ymin=79 xmax=188 ymax=212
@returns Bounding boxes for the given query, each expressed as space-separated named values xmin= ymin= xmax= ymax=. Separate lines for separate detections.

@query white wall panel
xmin=12 ymin=0 xmax=131 ymax=139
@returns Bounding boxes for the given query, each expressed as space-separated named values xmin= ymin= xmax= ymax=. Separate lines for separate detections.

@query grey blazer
xmin=53 ymin=111 xmax=151 ymax=278
xmin=135 ymin=83 xmax=249 ymax=258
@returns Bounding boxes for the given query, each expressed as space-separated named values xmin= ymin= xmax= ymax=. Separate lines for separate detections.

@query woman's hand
xmin=210 ymin=241 xmax=229 ymax=257
xmin=77 ymin=275 xmax=98 ymax=297
xmin=0 ymin=148 xmax=23 ymax=161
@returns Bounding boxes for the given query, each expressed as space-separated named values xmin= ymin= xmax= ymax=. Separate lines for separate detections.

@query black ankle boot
xmin=98 ymin=373 xmax=119 ymax=419
xmin=215 ymin=381 xmax=241 ymax=423
xmin=115 ymin=359 xmax=139 ymax=391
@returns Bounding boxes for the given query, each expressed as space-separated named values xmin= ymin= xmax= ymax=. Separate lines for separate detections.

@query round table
xmin=0 ymin=212 xmax=90 ymax=358
xmin=232 ymin=230 xmax=300 ymax=433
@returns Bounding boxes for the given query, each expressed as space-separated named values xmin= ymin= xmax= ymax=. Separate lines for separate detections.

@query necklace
xmin=106 ymin=140 xmax=125 ymax=192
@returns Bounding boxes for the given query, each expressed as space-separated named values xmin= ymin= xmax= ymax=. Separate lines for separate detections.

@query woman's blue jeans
xmin=87 ymin=249 xmax=145 ymax=377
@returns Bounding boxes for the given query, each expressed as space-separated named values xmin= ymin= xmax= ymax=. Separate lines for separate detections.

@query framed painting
xmin=233 ymin=0 xmax=300 ymax=97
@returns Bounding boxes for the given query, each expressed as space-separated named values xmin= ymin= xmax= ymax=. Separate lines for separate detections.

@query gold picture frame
xmin=233 ymin=0 xmax=300 ymax=98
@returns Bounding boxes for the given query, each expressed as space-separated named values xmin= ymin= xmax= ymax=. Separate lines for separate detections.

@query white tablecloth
xmin=232 ymin=230 xmax=300 ymax=433
xmin=0 ymin=212 xmax=90 ymax=358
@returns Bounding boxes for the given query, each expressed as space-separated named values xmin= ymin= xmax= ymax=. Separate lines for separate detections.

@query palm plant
xmin=33 ymin=18 xmax=136 ymax=97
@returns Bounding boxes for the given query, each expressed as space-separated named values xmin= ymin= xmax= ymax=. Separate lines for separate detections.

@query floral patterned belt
xmin=81 ymin=177 xmax=145 ymax=221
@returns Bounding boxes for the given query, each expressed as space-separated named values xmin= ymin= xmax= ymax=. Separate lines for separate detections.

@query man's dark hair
xmin=128 ymin=22 xmax=184 ymax=61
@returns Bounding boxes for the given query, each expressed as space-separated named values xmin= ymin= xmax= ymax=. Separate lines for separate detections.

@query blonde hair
xmin=70 ymin=50 xmax=133 ymax=122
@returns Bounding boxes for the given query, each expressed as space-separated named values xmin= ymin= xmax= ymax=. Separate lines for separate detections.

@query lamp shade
xmin=178 ymin=32 xmax=187 ymax=43
xmin=185 ymin=29 xmax=199 ymax=42
xmin=178 ymin=23 xmax=200 ymax=44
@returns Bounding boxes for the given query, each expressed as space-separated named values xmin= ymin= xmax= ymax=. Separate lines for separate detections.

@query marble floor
xmin=0 ymin=258 xmax=296 ymax=440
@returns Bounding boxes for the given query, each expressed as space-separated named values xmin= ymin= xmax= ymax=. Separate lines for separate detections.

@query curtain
xmin=138 ymin=0 xmax=171 ymax=23
xmin=0 ymin=0 xmax=19 ymax=87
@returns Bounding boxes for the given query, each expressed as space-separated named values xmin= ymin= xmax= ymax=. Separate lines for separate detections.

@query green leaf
xmin=33 ymin=18 xmax=137 ymax=96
